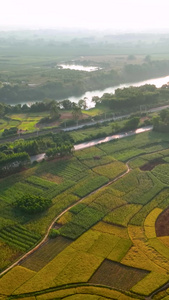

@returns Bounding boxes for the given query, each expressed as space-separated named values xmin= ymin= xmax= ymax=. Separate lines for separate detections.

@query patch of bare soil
xmin=37 ymin=112 xmax=89 ymax=128
xmin=156 ymin=208 xmax=169 ymax=237
xmin=140 ymin=159 xmax=165 ymax=171
xmin=89 ymin=259 xmax=149 ymax=291
xmin=41 ymin=173 xmax=63 ymax=184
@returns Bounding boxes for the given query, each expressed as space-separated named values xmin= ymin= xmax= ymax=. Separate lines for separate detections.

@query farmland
xmin=1 ymin=130 xmax=169 ymax=299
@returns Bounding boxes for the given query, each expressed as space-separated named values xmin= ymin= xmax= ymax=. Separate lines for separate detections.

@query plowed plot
xmin=140 ymin=159 xmax=165 ymax=171
xmin=156 ymin=208 xmax=169 ymax=237
xmin=89 ymin=259 xmax=149 ymax=290
xmin=21 ymin=236 xmax=71 ymax=272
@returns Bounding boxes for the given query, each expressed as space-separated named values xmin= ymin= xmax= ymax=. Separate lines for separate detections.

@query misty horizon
xmin=1 ymin=0 xmax=169 ymax=32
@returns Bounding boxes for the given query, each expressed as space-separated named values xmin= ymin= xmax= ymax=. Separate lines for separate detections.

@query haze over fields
xmin=1 ymin=0 xmax=169 ymax=32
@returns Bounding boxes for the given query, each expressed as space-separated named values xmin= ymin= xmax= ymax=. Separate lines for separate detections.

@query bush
xmin=15 ymin=194 xmax=52 ymax=214
xmin=49 ymin=228 xmax=59 ymax=238
xmin=2 ymin=127 xmax=18 ymax=137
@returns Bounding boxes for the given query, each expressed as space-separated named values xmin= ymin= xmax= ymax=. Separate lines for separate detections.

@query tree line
xmin=0 ymin=131 xmax=74 ymax=177
xmin=94 ymin=84 xmax=169 ymax=112
xmin=1 ymin=59 xmax=169 ymax=105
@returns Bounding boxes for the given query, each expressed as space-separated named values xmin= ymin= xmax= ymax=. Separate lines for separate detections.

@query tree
xmin=112 ymin=122 xmax=120 ymax=133
xmin=15 ymin=194 xmax=52 ymax=214
xmin=45 ymin=143 xmax=73 ymax=159
xmin=78 ymin=98 xmax=87 ymax=110
xmin=152 ymin=115 xmax=160 ymax=129
xmin=61 ymin=99 xmax=72 ymax=110
xmin=92 ymin=96 xmax=101 ymax=104
xmin=160 ymin=109 xmax=169 ymax=125
xmin=0 ymin=152 xmax=30 ymax=177
xmin=50 ymin=103 xmax=60 ymax=121
xmin=72 ymin=105 xmax=82 ymax=121
xmin=2 ymin=127 xmax=18 ymax=137
xmin=125 ymin=117 xmax=140 ymax=130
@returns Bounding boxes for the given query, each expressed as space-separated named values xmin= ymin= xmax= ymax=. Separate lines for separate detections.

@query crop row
xmin=59 ymin=206 xmax=104 ymax=239
xmin=21 ymin=236 xmax=72 ymax=272
xmin=113 ymin=148 xmax=144 ymax=162
xmin=13 ymin=225 xmax=40 ymax=239
xmin=152 ymin=164 xmax=169 ymax=184
xmin=0 ymin=225 xmax=40 ymax=251
xmin=82 ymin=155 xmax=115 ymax=168
xmin=112 ymin=170 xmax=164 ymax=206
xmin=58 ymin=186 xmax=128 ymax=240
xmin=89 ymin=259 xmax=148 ymax=291
xmin=104 ymin=204 xmax=142 ymax=227
xmin=88 ymin=191 xmax=126 ymax=214
xmin=42 ymin=179 xmax=74 ymax=199
xmin=1 ymin=182 xmax=43 ymax=203
xmin=73 ymin=174 xmax=109 ymax=198
xmin=26 ymin=175 xmax=57 ymax=189
xmin=46 ymin=158 xmax=87 ymax=179
xmin=74 ymin=146 xmax=105 ymax=160
xmin=97 ymin=132 xmax=169 ymax=162
xmin=93 ymin=161 xmax=127 ymax=180
xmin=130 ymin=189 xmax=169 ymax=226
xmin=97 ymin=131 xmax=158 ymax=154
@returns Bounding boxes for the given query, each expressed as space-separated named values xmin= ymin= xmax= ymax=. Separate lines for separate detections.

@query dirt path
xmin=0 ymin=162 xmax=131 ymax=277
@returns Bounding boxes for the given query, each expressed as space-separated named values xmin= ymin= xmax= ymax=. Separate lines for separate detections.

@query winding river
xmin=65 ymin=75 xmax=169 ymax=108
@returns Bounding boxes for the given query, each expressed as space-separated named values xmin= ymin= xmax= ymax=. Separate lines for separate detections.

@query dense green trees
xmin=125 ymin=117 xmax=140 ymax=130
xmin=0 ymin=131 xmax=74 ymax=176
xmin=1 ymin=59 xmax=169 ymax=105
xmin=96 ymin=84 xmax=168 ymax=112
xmin=2 ymin=127 xmax=18 ymax=137
xmin=0 ymin=152 xmax=30 ymax=177
xmin=45 ymin=143 xmax=73 ymax=159
xmin=153 ymin=109 xmax=169 ymax=132
xmin=13 ymin=140 xmax=39 ymax=156
xmin=15 ymin=195 xmax=52 ymax=214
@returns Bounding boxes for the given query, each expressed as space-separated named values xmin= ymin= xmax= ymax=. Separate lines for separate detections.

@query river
xmin=65 ymin=75 xmax=169 ymax=109
xmin=57 ymin=64 xmax=102 ymax=72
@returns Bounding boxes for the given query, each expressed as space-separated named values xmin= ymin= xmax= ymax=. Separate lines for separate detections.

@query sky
xmin=1 ymin=0 xmax=169 ymax=31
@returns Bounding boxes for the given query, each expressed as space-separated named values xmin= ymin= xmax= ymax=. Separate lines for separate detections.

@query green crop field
xmin=0 ymin=225 xmax=40 ymax=251
xmin=1 ymin=130 xmax=169 ymax=299
xmin=92 ymin=160 xmax=127 ymax=180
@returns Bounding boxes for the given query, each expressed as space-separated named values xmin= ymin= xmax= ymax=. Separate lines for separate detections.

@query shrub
xmin=49 ymin=228 xmax=59 ymax=238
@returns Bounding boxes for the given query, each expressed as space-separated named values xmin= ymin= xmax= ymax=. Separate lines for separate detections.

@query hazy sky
xmin=1 ymin=0 xmax=169 ymax=31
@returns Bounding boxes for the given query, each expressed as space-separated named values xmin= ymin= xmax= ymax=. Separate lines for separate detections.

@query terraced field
xmin=1 ymin=131 xmax=169 ymax=299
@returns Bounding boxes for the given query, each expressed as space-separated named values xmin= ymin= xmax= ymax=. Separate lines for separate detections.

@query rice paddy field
xmin=1 ymin=130 xmax=169 ymax=299
xmin=0 ymin=113 xmax=48 ymax=137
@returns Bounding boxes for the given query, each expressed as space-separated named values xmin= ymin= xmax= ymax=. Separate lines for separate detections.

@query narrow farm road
xmin=0 ymin=161 xmax=131 ymax=277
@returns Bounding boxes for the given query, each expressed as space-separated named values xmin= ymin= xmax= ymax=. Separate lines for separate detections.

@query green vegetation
xmin=95 ymin=84 xmax=169 ymax=115
xmin=93 ymin=161 xmax=127 ymax=180
xmin=15 ymin=194 xmax=52 ymax=214
xmin=152 ymin=108 xmax=169 ymax=133
xmin=3 ymin=30 xmax=169 ymax=299
xmin=1 ymin=126 xmax=169 ymax=298
xmin=104 ymin=204 xmax=142 ymax=227
xmin=0 ymin=225 xmax=40 ymax=251
xmin=1 ymin=31 xmax=169 ymax=108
